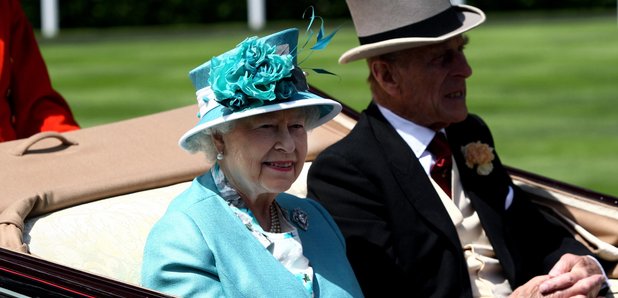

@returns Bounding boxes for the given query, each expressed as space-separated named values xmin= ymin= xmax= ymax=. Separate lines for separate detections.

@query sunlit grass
xmin=37 ymin=13 xmax=618 ymax=196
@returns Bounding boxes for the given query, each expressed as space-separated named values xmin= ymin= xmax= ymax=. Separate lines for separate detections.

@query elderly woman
xmin=141 ymin=28 xmax=363 ymax=297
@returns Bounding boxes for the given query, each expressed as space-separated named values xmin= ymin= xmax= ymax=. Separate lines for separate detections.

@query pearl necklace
xmin=269 ymin=203 xmax=281 ymax=233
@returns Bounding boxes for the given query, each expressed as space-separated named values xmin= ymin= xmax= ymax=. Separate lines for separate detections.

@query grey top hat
xmin=340 ymin=0 xmax=486 ymax=63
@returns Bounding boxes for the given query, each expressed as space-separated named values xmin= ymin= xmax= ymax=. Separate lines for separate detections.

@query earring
xmin=216 ymin=152 xmax=224 ymax=160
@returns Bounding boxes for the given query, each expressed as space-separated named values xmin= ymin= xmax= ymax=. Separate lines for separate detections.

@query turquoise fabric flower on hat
xmin=208 ymin=37 xmax=296 ymax=111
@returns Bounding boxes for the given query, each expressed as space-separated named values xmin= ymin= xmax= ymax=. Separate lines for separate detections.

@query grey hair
xmin=184 ymin=106 xmax=322 ymax=162
xmin=183 ymin=121 xmax=235 ymax=162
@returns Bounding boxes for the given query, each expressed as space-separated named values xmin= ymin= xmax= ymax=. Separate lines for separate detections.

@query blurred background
xmin=22 ymin=0 xmax=618 ymax=196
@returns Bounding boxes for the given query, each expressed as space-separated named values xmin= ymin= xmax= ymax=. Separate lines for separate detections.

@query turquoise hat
xmin=179 ymin=28 xmax=342 ymax=150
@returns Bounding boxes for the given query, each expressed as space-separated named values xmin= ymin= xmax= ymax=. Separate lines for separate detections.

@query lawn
xmin=37 ymin=12 xmax=618 ymax=196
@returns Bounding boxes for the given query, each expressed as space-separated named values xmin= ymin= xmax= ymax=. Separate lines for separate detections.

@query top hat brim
xmin=339 ymin=5 xmax=485 ymax=64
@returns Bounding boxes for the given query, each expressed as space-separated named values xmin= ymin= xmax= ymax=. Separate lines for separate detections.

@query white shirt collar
xmin=377 ymin=104 xmax=445 ymax=174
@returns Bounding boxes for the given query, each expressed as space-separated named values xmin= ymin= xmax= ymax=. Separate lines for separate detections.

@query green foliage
xmin=36 ymin=12 xmax=617 ymax=196
xmin=22 ymin=0 xmax=614 ymax=28
xmin=21 ymin=1 xmax=351 ymax=28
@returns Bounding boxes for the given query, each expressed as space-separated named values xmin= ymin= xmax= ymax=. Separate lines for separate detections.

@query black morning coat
xmin=307 ymin=103 xmax=595 ymax=298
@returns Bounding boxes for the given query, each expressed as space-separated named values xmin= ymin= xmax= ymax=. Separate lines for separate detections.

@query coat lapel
xmin=364 ymin=104 xmax=462 ymax=248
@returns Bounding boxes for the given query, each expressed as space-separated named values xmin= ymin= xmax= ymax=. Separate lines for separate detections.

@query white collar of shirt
xmin=377 ymin=104 xmax=444 ymax=175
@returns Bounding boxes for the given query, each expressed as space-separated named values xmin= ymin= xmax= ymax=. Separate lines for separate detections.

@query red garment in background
xmin=0 ymin=0 xmax=79 ymax=142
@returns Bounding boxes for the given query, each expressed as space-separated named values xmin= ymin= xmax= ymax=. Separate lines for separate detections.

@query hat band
xmin=358 ymin=6 xmax=462 ymax=45
xmin=196 ymin=86 xmax=220 ymax=118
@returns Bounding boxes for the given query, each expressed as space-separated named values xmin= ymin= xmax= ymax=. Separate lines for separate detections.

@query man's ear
xmin=369 ymin=60 xmax=402 ymax=98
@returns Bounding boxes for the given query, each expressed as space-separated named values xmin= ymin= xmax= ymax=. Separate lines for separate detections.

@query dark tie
xmin=427 ymin=132 xmax=452 ymax=198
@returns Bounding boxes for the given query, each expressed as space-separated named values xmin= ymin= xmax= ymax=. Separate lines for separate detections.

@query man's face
xmin=381 ymin=35 xmax=472 ymax=130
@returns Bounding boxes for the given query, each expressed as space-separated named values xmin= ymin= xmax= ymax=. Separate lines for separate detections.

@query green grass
xmin=37 ymin=13 xmax=618 ymax=196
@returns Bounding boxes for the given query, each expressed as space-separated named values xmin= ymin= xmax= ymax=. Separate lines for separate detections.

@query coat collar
xmin=364 ymin=103 xmax=462 ymax=247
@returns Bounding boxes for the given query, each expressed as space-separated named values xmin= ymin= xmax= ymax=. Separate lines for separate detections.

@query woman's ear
xmin=212 ymin=133 xmax=225 ymax=153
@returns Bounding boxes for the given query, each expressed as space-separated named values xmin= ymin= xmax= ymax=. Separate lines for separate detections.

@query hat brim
xmin=339 ymin=5 xmax=486 ymax=64
xmin=178 ymin=91 xmax=342 ymax=150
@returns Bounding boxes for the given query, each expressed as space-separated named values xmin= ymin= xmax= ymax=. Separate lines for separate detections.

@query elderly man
xmin=307 ymin=0 xmax=607 ymax=297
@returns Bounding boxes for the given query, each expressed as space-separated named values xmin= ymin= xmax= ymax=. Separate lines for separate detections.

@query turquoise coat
xmin=141 ymin=173 xmax=363 ymax=298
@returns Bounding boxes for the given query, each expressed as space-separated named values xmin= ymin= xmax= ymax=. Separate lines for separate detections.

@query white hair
xmin=184 ymin=106 xmax=321 ymax=162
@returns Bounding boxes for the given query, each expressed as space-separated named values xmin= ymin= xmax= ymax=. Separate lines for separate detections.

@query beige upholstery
xmin=24 ymin=182 xmax=189 ymax=285
xmin=512 ymin=177 xmax=618 ymax=278
xmin=0 ymin=106 xmax=207 ymax=216
xmin=0 ymin=106 xmax=207 ymax=254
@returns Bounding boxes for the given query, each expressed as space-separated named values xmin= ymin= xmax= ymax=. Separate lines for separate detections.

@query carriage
xmin=0 ymin=88 xmax=616 ymax=296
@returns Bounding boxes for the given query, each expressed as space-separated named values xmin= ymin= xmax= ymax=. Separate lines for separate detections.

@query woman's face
xmin=216 ymin=108 xmax=308 ymax=200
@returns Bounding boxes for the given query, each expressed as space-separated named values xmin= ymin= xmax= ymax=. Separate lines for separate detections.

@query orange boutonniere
xmin=461 ymin=141 xmax=495 ymax=175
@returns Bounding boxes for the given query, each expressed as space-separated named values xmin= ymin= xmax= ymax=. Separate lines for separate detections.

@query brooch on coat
xmin=291 ymin=208 xmax=309 ymax=231
xmin=461 ymin=141 xmax=495 ymax=175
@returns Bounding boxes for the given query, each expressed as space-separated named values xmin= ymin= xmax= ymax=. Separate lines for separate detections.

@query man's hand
xmin=510 ymin=275 xmax=551 ymax=298
xmin=510 ymin=254 xmax=605 ymax=298
xmin=539 ymin=253 xmax=605 ymax=297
